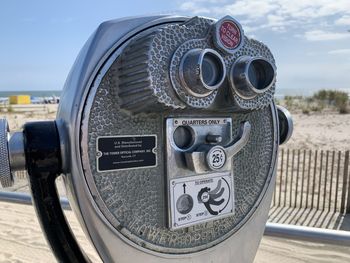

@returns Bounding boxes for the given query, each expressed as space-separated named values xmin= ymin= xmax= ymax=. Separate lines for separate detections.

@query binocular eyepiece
xmin=118 ymin=16 xmax=277 ymax=113
xmin=179 ymin=48 xmax=226 ymax=97
xmin=179 ymin=49 xmax=276 ymax=108
xmin=230 ymin=56 xmax=276 ymax=99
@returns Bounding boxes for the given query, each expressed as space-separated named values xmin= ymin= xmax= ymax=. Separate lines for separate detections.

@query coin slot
xmin=173 ymin=126 xmax=194 ymax=150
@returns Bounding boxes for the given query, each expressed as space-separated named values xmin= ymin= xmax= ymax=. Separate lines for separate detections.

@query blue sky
xmin=0 ymin=0 xmax=349 ymax=94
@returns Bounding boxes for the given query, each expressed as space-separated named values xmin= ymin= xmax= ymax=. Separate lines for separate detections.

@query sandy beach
xmin=0 ymin=200 xmax=350 ymax=263
xmin=284 ymin=112 xmax=350 ymax=151
xmin=0 ymin=106 xmax=349 ymax=262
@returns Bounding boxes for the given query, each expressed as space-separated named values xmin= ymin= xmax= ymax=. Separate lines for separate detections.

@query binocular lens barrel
xmin=277 ymin=105 xmax=293 ymax=145
xmin=230 ymin=56 xmax=276 ymax=99
xmin=180 ymin=49 xmax=226 ymax=97
xmin=202 ymin=52 xmax=223 ymax=86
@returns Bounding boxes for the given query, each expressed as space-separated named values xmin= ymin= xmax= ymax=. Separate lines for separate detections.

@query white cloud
xmin=335 ymin=16 xmax=350 ymax=26
xmin=242 ymin=25 xmax=260 ymax=33
xmin=179 ymin=0 xmax=350 ymax=36
xmin=180 ymin=0 xmax=350 ymax=19
xmin=179 ymin=2 xmax=210 ymax=14
xmin=177 ymin=0 xmax=350 ymax=91
xmin=328 ymin=49 xmax=350 ymax=55
xmin=222 ymin=1 xmax=278 ymax=18
xmin=303 ymin=30 xmax=350 ymax=41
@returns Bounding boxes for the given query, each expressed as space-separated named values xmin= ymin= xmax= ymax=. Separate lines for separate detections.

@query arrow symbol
xmin=183 ymin=183 xmax=187 ymax=194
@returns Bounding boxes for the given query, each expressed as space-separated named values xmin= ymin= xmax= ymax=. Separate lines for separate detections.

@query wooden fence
xmin=272 ymin=149 xmax=350 ymax=214
xmin=14 ymin=170 xmax=27 ymax=180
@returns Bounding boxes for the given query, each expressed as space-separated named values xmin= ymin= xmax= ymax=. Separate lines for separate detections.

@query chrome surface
xmin=57 ymin=15 xmax=279 ymax=262
xmin=221 ymin=121 xmax=251 ymax=159
xmin=56 ymin=119 xmax=70 ymax=174
xmin=0 ymin=191 xmax=71 ymax=210
xmin=0 ymin=119 xmax=13 ymax=187
xmin=179 ymin=48 xmax=226 ymax=97
xmin=8 ymin=131 xmax=26 ymax=171
xmin=229 ymin=56 xmax=276 ymax=100
xmin=184 ymin=121 xmax=251 ymax=172
xmin=166 ymin=117 xmax=233 ymax=174
xmin=206 ymin=134 xmax=222 ymax=143
xmin=264 ymin=222 xmax=350 ymax=247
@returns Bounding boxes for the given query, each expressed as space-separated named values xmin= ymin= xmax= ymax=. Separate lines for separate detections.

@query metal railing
xmin=1 ymin=191 xmax=349 ymax=247
xmin=264 ymin=222 xmax=350 ymax=246
xmin=272 ymin=149 xmax=350 ymax=214
xmin=1 ymin=150 xmax=350 ymax=247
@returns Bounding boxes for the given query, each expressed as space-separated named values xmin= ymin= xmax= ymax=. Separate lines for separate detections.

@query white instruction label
xmin=169 ymin=172 xmax=234 ymax=229
xmin=173 ymin=118 xmax=229 ymax=127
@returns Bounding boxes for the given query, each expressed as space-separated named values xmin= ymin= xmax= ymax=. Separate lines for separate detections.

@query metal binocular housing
xmin=0 ymin=15 xmax=293 ymax=263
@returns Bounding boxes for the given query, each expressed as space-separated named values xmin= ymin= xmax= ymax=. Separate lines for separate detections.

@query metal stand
xmin=23 ymin=121 xmax=89 ymax=263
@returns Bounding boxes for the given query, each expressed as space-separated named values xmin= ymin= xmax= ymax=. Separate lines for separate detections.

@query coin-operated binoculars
xmin=0 ymin=15 xmax=293 ymax=263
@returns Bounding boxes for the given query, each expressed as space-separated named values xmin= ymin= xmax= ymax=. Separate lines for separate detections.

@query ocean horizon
xmin=0 ymin=90 xmax=61 ymax=98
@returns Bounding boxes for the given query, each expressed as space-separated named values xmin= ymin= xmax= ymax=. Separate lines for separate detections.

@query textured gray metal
xmin=57 ymin=15 xmax=280 ymax=262
xmin=117 ymin=17 xmax=276 ymax=112
xmin=118 ymin=17 xmax=218 ymax=111
xmin=81 ymin=56 xmax=277 ymax=253
xmin=0 ymin=119 xmax=13 ymax=187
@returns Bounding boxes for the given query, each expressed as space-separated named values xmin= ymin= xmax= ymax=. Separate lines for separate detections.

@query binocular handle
xmin=24 ymin=121 xmax=90 ymax=263
xmin=0 ymin=119 xmax=89 ymax=263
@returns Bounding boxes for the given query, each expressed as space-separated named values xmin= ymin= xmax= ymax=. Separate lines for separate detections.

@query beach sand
xmin=0 ymin=106 xmax=349 ymax=262
xmin=284 ymin=112 xmax=350 ymax=151
xmin=0 ymin=201 xmax=349 ymax=263
xmin=0 ymin=201 xmax=101 ymax=263
xmin=256 ymin=236 xmax=350 ymax=263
